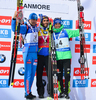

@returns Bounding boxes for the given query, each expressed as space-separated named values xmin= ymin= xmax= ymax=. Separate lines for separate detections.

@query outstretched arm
xmin=66 ymin=29 xmax=79 ymax=38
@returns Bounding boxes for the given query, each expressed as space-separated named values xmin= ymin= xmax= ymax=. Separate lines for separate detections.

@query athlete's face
xmin=54 ymin=23 xmax=61 ymax=29
xmin=29 ymin=19 xmax=37 ymax=26
xmin=42 ymin=18 xmax=49 ymax=28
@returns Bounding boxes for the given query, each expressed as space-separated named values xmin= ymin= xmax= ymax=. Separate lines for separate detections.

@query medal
xmin=33 ymin=33 xmax=37 ymax=42
xmin=40 ymin=29 xmax=48 ymax=45
xmin=43 ymin=40 xmax=47 ymax=45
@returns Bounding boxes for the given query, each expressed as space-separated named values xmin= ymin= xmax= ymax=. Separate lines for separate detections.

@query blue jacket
xmin=11 ymin=19 xmax=38 ymax=53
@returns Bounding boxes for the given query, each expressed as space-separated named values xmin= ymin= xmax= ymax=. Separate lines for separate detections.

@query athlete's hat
xmin=53 ymin=18 xmax=61 ymax=26
xmin=28 ymin=13 xmax=38 ymax=20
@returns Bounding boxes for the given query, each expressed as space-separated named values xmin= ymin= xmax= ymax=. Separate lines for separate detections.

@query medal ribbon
xmin=40 ymin=29 xmax=49 ymax=43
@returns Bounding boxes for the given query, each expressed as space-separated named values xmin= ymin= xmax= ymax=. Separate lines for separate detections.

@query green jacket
xmin=53 ymin=25 xmax=79 ymax=60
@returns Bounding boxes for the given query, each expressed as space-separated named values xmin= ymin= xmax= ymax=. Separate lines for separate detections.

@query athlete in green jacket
xmin=53 ymin=18 xmax=79 ymax=99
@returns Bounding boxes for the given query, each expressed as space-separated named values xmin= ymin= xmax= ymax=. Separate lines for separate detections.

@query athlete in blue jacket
xmin=37 ymin=15 xmax=53 ymax=98
xmin=11 ymin=11 xmax=38 ymax=99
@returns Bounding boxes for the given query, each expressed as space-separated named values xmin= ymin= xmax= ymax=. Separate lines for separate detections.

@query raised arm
xmin=66 ymin=29 xmax=79 ymax=38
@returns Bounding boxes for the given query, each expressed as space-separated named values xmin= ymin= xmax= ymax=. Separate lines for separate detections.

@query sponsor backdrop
xmin=0 ymin=0 xmax=96 ymax=100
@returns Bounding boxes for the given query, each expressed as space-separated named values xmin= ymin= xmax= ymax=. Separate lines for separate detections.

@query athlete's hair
xmin=40 ymin=15 xmax=49 ymax=27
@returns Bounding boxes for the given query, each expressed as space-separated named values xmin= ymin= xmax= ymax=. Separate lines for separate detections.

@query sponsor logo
xmin=75 ymin=33 xmax=91 ymax=41
xmin=0 ymin=67 xmax=10 ymax=76
xmin=74 ymin=68 xmax=89 ymax=76
xmin=43 ymin=31 xmax=48 ymax=34
xmin=34 ymin=59 xmax=37 ymax=62
xmin=0 ymin=79 xmax=9 ymax=88
xmin=0 ymin=29 xmax=11 ymax=38
xmin=0 ymin=16 xmax=11 ymax=25
xmin=24 ymin=3 xmax=50 ymax=10
xmin=33 ymin=62 xmax=37 ymax=65
xmin=75 ymin=44 xmax=90 ymax=53
xmin=27 ymin=59 xmax=31 ymax=64
xmin=0 ymin=41 xmax=11 ymax=51
xmin=93 ymin=33 xmax=96 ymax=41
xmin=93 ymin=45 xmax=96 ymax=53
xmin=0 ymin=54 xmax=6 ymax=63
xmin=42 ymin=79 xmax=46 ymax=87
xmin=92 ymin=56 xmax=96 ymax=64
xmin=61 ymin=20 xmax=73 ymax=29
xmin=84 ymin=21 xmax=91 ymax=30
xmin=91 ymin=79 xmax=96 ymax=87
xmin=16 ymin=55 xmax=24 ymax=64
xmin=84 ymin=33 xmax=91 ymax=41
xmin=76 ymin=21 xmax=91 ymax=30
xmin=18 ymin=67 xmax=25 ymax=76
xmin=13 ymin=79 xmax=24 ymax=88
xmin=73 ymin=79 xmax=88 ymax=87
xmin=75 ymin=44 xmax=80 ymax=53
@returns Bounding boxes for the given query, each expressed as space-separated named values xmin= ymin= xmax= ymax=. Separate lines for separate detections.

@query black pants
xmin=36 ymin=55 xmax=49 ymax=95
xmin=57 ymin=59 xmax=71 ymax=95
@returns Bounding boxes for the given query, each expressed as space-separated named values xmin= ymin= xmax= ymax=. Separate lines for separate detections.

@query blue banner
xmin=0 ymin=28 xmax=11 ymax=38
xmin=73 ymin=79 xmax=88 ymax=88
xmin=61 ymin=20 xmax=73 ymax=29
xmin=0 ymin=79 xmax=9 ymax=88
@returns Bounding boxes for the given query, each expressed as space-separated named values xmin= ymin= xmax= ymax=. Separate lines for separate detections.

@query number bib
xmin=54 ymin=31 xmax=70 ymax=52
xmin=55 ymin=37 xmax=70 ymax=48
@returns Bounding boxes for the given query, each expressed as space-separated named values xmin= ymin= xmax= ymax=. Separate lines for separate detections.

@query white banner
xmin=23 ymin=1 xmax=69 ymax=14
